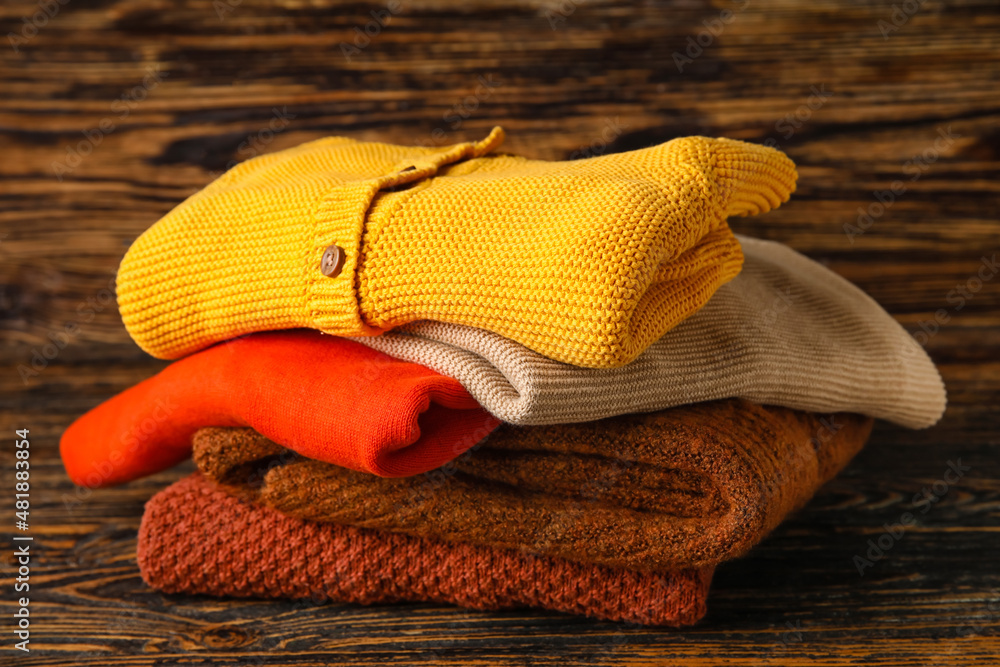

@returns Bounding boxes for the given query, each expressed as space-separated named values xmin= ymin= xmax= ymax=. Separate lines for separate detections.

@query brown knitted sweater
xmin=138 ymin=473 xmax=715 ymax=626
xmin=194 ymin=399 xmax=873 ymax=571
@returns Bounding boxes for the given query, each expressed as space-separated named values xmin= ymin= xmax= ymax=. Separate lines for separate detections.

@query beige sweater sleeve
xmin=357 ymin=235 xmax=946 ymax=429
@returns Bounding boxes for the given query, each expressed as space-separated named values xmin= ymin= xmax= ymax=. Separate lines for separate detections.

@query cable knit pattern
xmin=193 ymin=399 xmax=873 ymax=571
xmin=117 ymin=126 xmax=797 ymax=367
xmin=138 ymin=473 xmax=714 ymax=627
xmin=358 ymin=236 xmax=946 ymax=429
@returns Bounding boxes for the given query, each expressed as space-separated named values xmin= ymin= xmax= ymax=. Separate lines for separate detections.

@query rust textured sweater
xmin=193 ymin=399 xmax=874 ymax=571
xmin=138 ymin=473 xmax=714 ymax=627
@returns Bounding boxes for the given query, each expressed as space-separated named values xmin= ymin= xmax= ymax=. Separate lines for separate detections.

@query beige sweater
xmin=358 ymin=236 xmax=945 ymax=429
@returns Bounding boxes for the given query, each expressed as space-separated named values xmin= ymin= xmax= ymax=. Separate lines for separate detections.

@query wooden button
xmin=320 ymin=245 xmax=346 ymax=277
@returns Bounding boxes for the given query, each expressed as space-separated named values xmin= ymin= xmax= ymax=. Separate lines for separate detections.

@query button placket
xmin=316 ymin=131 xmax=504 ymax=282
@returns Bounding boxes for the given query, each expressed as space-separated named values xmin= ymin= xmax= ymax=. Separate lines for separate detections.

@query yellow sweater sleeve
xmin=117 ymin=127 xmax=796 ymax=368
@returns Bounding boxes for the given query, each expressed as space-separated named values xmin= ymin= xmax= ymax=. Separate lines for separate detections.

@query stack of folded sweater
xmin=60 ymin=127 xmax=946 ymax=627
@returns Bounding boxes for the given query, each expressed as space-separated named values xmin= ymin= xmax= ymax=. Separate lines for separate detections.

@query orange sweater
xmin=60 ymin=330 xmax=499 ymax=487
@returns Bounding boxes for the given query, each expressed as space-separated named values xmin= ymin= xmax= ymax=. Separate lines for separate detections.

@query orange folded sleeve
xmin=60 ymin=330 xmax=500 ymax=487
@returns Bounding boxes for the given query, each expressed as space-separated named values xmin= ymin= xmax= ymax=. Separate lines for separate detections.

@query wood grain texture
xmin=1 ymin=0 xmax=999 ymax=664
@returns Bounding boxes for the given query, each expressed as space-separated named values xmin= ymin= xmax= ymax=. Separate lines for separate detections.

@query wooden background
xmin=2 ymin=0 xmax=999 ymax=664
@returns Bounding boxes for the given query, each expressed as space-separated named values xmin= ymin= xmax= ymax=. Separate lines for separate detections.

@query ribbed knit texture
xmin=59 ymin=330 xmax=499 ymax=488
xmin=193 ymin=399 xmax=873 ymax=571
xmin=138 ymin=473 xmax=714 ymax=626
xmin=358 ymin=236 xmax=946 ymax=429
xmin=117 ymin=126 xmax=797 ymax=367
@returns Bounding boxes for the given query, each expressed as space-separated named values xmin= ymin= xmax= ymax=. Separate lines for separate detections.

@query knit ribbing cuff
xmin=710 ymin=138 xmax=800 ymax=218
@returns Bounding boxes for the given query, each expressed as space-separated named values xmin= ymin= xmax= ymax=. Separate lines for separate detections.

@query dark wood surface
xmin=2 ymin=0 xmax=999 ymax=664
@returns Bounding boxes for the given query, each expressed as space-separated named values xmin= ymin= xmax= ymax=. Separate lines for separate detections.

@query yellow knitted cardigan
xmin=117 ymin=127 xmax=797 ymax=368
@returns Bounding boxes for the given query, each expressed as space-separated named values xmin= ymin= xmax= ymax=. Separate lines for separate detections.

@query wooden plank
xmin=2 ymin=0 xmax=999 ymax=664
